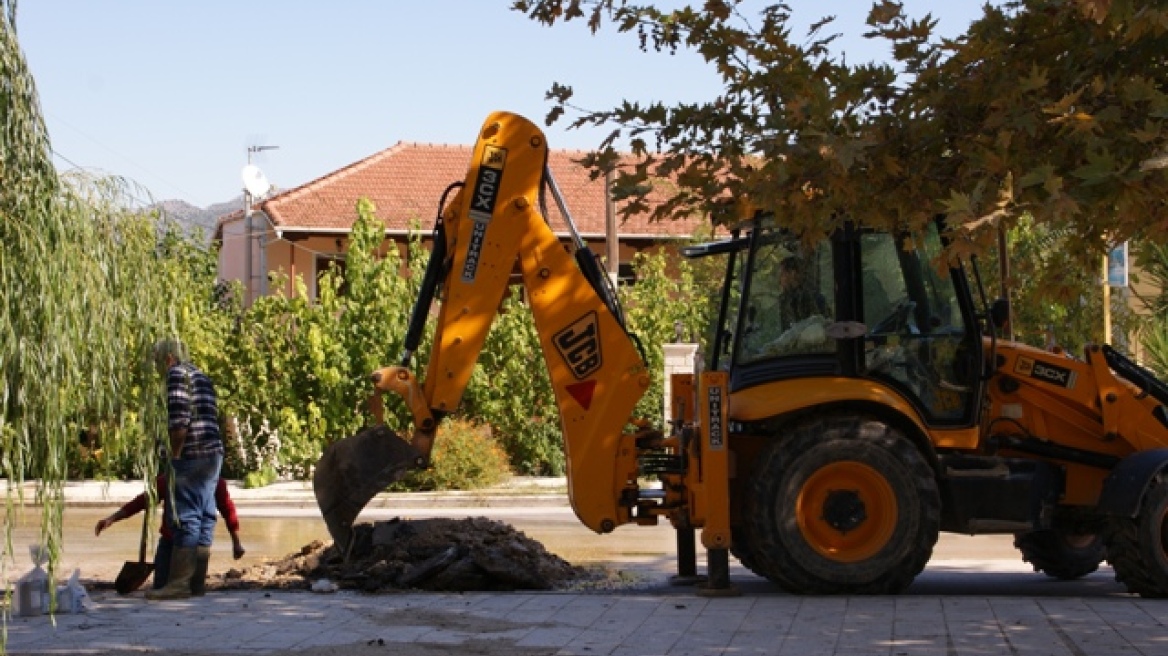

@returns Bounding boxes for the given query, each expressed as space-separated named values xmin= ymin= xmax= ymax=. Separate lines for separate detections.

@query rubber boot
xmin=190 ymin=546 xmax=211 ymax=596
xmin=145 ymin=546 xmax=196 ymax=600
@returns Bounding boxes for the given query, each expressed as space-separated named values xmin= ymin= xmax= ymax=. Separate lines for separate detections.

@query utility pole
xmin=604 ymin=169 xmax=619 ymax=288
xmin=997 ymin=224 xmax=1013 ymax=341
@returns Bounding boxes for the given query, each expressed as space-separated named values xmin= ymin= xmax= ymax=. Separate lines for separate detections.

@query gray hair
xmin=152 ymin=338 xmax=189 ymax=370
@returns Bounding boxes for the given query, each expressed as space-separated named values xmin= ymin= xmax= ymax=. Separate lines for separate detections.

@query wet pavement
xmin=2 ymin=479 xmax=1165 ymax=655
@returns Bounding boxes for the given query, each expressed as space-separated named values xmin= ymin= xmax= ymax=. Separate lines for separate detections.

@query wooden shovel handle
xmin=138 ymin=502 xmax=151 ymax=564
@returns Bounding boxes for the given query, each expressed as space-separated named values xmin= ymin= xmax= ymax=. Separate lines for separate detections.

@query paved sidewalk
xmin=6 ymin=479 xmax=1167 ymax=655
xmin=6 ymin=585 xmax=1166 ymax=655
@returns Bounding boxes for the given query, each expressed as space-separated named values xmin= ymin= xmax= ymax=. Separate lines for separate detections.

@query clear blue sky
xmin=17 ymin=1 xmax=989 ymax=209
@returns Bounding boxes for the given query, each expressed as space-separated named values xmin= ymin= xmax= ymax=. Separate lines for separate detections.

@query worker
xmin=778 ymin=255 xmax=827 ymax=330
xmin=148 ymin=338 xmax=224 ymax=600
xmin=95 ymin=475 xmax=245 ymax=595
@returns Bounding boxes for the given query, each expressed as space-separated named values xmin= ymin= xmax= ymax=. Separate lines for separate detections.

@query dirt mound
xmin=211 ymin=517 xmax=593 ymax=593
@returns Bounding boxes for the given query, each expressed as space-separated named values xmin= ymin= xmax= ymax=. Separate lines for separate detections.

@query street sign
xmin=1108 ymin=242 xmax=1129 ymax=288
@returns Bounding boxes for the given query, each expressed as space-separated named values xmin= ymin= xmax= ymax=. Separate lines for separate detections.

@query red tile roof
xmin=254 ymin=142 xmax=707 ymax=239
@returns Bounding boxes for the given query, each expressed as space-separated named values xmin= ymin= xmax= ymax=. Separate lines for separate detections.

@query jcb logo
xmin=554 ymin=312 xmax=602 ymax=380
xmin=469 ymin=145 xmax=506 ymax=223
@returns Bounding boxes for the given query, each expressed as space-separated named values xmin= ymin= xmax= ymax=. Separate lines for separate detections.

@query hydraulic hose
xmin=401 ymin=182 xmax=461 ymax=366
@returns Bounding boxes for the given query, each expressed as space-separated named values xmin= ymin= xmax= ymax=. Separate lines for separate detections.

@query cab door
xmin=857 ymin=225 xmax=983 ymax=427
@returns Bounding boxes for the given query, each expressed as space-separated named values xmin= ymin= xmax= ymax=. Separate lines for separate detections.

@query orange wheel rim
xmin=796 ymin=461 xmax=898 ymax=563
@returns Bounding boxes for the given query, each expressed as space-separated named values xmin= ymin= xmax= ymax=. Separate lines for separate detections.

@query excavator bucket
xmin=313 ymin=424 xmax=423 ymax=555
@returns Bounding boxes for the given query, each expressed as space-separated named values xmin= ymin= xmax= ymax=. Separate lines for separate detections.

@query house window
xmin=316 ymin=256 xmax=347 ymax=299
xmin=617 ymin=262 xmax=636 ymax=285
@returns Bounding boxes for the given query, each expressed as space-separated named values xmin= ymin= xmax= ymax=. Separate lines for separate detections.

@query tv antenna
xmin=247 ymin=144 xmax=279 ymax=164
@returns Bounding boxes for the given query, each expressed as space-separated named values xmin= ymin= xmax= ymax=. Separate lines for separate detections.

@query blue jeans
xmin=167 ymin=454 xmax=222 ymax=549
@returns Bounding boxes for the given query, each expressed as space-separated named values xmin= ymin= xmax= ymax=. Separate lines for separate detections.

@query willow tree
xmin=1 ymin=2 xmax=219 ymax=604
xmin=514 ymin=0 xmax=1168 ymax=281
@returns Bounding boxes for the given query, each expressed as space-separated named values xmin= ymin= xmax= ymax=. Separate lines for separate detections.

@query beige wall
xmin=266 ymin=235 xmax=348 ymax=300
xmin=262 ymin=234 xmax=409 ymax=301
xmin=216 ymin=215 xmax=265 ymax=302
xmin=217 ymin=213 xmax=295 ymax=304
xmin=218 ymin=218 xmax=248 ymax=287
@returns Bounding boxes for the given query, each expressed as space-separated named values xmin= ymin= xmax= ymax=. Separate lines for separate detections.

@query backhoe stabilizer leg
xmin=697 ymin=548 xmax=740 ymax=597
xmin=670 ymin=524 xmax=707 ymax=586
xmin=313 ymin=425 xmax=424 ymax=556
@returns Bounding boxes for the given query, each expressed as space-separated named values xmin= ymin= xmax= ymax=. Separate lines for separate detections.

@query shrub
xmin=243 ymin=466 xmax=278 ymax=489
xmin=399 ymin=419 xmax=511 ymax=491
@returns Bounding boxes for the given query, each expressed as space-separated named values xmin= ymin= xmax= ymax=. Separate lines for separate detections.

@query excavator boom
xmin=314 ymin=112 xmax=652 ymax=553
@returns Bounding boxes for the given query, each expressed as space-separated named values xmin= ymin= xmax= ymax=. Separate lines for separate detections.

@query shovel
xmin=114 ymin=504 xmax=154 ymax=595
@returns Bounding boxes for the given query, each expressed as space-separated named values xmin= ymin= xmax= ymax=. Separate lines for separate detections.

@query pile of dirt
xmin=210 ymin=517 xmax=595 ymax=593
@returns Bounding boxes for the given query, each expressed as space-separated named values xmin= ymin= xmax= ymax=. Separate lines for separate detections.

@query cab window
xmin=737 ymin=234 xmax=835 ymax=364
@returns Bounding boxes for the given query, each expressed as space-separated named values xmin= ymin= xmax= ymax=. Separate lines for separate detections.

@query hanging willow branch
xmin=1 ymin=3 xmax=202 ymax=627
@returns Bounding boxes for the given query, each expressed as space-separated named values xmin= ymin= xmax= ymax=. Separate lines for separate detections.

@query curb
xmin=11 ymin=478 xmax=573 ymax=510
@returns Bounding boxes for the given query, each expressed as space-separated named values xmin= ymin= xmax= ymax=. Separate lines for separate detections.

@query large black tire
xmin=1014 ymin=530 xmax=1105 ymax=580
xmin=730 ymin=525 xmax=763 ymax=576
xmin=1105 ymin=475 xmax=1168 ymax=598
xmin=743 ymin=414 xmax=940 ymax=594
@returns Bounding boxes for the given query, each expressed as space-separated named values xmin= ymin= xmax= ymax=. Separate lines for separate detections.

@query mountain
xmin=154 ymin=198 xmax=243 ymax=240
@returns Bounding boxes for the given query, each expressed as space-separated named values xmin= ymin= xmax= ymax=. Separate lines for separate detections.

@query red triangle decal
xmin=566 ymin=380 xmax=597 ymax=410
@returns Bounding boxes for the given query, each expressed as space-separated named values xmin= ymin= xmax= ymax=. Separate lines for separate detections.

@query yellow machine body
xmin=315 ymin=110 xmax=1168 ymax=598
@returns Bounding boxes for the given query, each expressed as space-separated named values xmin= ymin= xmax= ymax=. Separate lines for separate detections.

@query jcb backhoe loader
xmin=315 ymin=110 xmax=1168 ymax=596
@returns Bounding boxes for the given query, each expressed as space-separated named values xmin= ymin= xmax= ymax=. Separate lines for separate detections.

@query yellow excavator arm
xmin=314 ymin=112 xmax=656 ymax=552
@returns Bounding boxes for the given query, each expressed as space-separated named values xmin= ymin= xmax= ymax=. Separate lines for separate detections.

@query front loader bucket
xmin=313 ymin=424 xmax=423 ymax=555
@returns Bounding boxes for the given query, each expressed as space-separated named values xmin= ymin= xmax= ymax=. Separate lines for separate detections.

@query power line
xmin=44 ymin=109 xmax=207 ymax=203
xmin=50 ymin=147 xmax=227 ymax=233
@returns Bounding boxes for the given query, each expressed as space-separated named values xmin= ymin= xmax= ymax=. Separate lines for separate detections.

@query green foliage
xmin=3 ymin=3 xmax=216 ymax=591
xmin=1132 ymin=242 xmax=1168 ymax=377
xmin=514 ymin=0 xmax=1168 ymax=269
xmin=397 ymin=419 xmax=511 ymax=491
xmin=462 ymin=291 xmax=563 ymax=475
xmin=619 ymin=247 xmax=718 ymax=427
xmin=457 ymin=243 xmax=714 ymax=474
xmin=978 ymin=215 xmax=1135 ymax=354
xmin=1132 ymin=241 xmax=1168 ymax=316
xmin=213 ymin=202 xmax=419 ymax=478
xmin=1140 ymin=322 xmax=1168 ymax=379
xmin=243 ymin=466 xmax=278 ymax=489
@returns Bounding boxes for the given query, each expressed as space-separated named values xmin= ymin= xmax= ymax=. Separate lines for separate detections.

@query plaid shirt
xmin=166 ymin=362 xmax=223 ymax=460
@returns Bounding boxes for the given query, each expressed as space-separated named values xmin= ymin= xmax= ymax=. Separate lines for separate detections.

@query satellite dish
xmin=241 ymin=164 xmax=272 ymax=198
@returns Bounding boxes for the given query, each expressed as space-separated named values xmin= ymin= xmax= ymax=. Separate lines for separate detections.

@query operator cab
xmin=684 ymin=216 xmax=986 ymax=429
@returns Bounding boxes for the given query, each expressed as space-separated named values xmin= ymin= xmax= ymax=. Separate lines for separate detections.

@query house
xmin=214 ymin=143 xmax=708 ymax=304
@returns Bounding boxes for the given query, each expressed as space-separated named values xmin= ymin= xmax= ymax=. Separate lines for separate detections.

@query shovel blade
xmin=114 ymin=562 xmax=154 ymax=595
xmin=313 ymin=424 xmax=423 ymax=555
